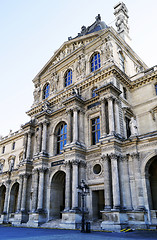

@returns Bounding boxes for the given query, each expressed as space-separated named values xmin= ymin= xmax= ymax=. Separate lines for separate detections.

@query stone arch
xmin=49 ymin=170 xmax=66 ymax=219
xmin=0 ymin=184 xmax=6 ymax=214
xmin=141 ymin=151 xmax=157 ymax=210
xmin=9 ymin=182 xmax=19 ymax=214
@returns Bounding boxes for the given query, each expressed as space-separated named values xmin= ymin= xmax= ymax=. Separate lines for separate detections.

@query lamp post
xmin=77 ymin=179 xmax=89 ymax=232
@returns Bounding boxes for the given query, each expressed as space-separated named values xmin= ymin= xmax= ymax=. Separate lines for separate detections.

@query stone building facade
xmin=0 ymin=2 xmax=157 ymax=230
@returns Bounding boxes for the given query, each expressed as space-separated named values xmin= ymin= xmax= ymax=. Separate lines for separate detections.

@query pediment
xmin=33 ymin=32 xmax=101 ymax=82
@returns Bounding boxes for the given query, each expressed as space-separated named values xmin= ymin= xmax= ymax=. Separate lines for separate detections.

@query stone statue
xmin=104 ymin=41 xmax=113 ymax=61
xmin=129 ymin=117 xmax=138 ymax=136
xmin=33 ymin=83 xmax=41 ymax=103
xmin=9 ymin=157 xmax=14 ymax=171
xmin=76 ymin=54 xmax=86 ymax=77
xmin=72 ymin=87 xmax=79 ymax=96
xmin=51 ymin=72 xmax=59 ymax=93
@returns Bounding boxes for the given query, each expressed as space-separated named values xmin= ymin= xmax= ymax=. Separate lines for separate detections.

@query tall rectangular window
xmin=91 ymin=117 xmax=100 ymax=145
xmin=125 ymin=117 xmax=131 ymax=138
xmin=2 ymin=146 xmax=5 ymax=154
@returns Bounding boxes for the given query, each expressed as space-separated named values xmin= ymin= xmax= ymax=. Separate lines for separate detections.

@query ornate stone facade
xmin=0 ymin=2 xmax=157 ymax=231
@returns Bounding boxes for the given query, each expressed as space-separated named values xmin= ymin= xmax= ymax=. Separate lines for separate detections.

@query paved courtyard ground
xmin=0 ymin=226 xmax=157 ymax=240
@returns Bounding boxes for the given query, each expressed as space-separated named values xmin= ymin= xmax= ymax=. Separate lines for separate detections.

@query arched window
xmin=91 ymin=52 xmax=101 ymax=72
xmin=65 ymin=69 xmax=72 ymax=87
xmin=57 ymin=123 xmax=67 ymax=154
xmin=43 ymin=83 xmax=50 ymax=99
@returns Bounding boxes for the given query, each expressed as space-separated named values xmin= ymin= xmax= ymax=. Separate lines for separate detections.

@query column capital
xmin=42 ymin=120 xmax=49 ymax=126
xmin=72 ymin=159 xmax=80 ymax=165
xmin=38 ymin=167 xmax=48 ymax=173
xmin=101 ymin=154 xmax=109 ymax=161
xmin=109 ymin=153 xmax=118 ymax=160
xmin=73 ymin=106 xmax=80 ymax=112
xmin=80 ymin=160 xmax=86 ymax=167
xmin=131 ymin=152 xmax=139 ymax=160
xmin=66 ymin=108 xmax=72 ymax=114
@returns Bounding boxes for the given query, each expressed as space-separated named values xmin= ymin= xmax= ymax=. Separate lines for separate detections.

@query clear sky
xmin=0 ymin=0 xmax=157 ymax=137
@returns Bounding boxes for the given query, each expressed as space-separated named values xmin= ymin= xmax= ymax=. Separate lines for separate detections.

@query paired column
xmin=72 ymin=160 xmax=79 ymax=210
xmin=41 ymin=121 xmax=48 ymax=154
xmin=35 ymin=124 xmax=42 ymax=154
xmin=26 ymin=132 xmax=32 ymax=160
xmin=100 ymin=99 xmax=107 ymax=136
xmin=115 ymin=99 xmax=121 ymax=135
xmin=21 ymin=174 xmax=28 ymax=212
xmin=102 ymin=155 xmax=112 ymax=209
xmin=108 ymin=97 xmax=115 ymax=135
xmin=110 ymin=154 xmax=121 ymax=209
xmin=131 ymin=153 xmax=145 ymax=210
xmin=64 ymin=161 xmax=71 ymax=210
xmin=119 ymin=155 xmax=132 ymax=209
xmin=3 ymin=179 xmax=11 ymax=214
xmin=37 ymin=168 xmax=46 ymax=211
xmin=66 ymin=110 xmax=72 ymax=144
xmin=73 ymin=108 xmax=79 ymax=143
xmin=79 ymin=110 xmax=85 ymax=145
xmin=31 ymin=169 xmax=39 ymax=212
xmin=16 ymin=175 xmax=23 ymax=212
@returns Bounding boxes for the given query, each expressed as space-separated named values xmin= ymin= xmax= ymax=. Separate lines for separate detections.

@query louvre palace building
xmin=0 ymin=2 xmax=157 ymax=231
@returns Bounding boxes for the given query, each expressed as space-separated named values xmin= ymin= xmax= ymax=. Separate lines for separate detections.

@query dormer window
xmin=91 ymin=52 xmax=101 ymax=72
xmin=65 ymin=69 xmax=72 ymax=87
xmin=43 ymin=83 xmax=50 ymax=99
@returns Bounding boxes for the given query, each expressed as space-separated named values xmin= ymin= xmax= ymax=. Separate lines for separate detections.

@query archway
xmin=0 ymin=185 xmax=6 ymax=214
xmin=9 ymin=182 xmax=19 ymax=213
xmin=149 ymin=156 xmax=157 ymax=210
xmin=50 ymin=171 xmax=65 ymax=219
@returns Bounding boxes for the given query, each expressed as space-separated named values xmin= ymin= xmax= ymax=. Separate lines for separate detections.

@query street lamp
xmin=77 ymin=179 xmax=90 ymax=232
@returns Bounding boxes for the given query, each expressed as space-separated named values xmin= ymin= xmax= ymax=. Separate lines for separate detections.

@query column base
xmin=12 ymin=211 xmax=29 ymax=226
xmin=101 ymin=209 xmax=148 ymax=231
xmin=60 ymin=211 xmax=82 ymax=229
xmin=27 ymin=211 xmax=47 ymax=227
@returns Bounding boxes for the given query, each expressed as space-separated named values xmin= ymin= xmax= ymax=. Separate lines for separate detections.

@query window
xmin=65 ymin=69 xmax=72 ymax=87
xmin=91 ymin=53 xmax=101 ymax=72
xmin=43 ymin=83 xmax=50 ymax=99
xmin=123 ymin=87 xmax=127 ymax=99
xmin=155 ymin=84 xmax=157 ymax=95
xmin=92 ymin=88 xmax=98 ymax=98
xmin=2 ymin=146 xmax=5 ymax=154
xmin=12 ymin=142 xmax=15 ymax=150
xmin=57 ymin=123 xmax=67 ymax=154
xmin=91 ymin=117 xmax=100 ymax=145
xmin=119 ymin=52 xmax=125 ymax=72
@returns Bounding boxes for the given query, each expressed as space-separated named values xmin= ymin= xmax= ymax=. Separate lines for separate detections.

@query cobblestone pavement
xmin=0 ymin=226 xmax=157 ymax=240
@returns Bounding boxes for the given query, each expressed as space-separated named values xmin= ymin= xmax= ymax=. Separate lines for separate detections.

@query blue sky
xmin=0 ymin=0 xmax=157 ymax=136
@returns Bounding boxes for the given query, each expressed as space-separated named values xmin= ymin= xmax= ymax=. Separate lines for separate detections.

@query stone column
xmin=16 ymin=175 xmax=23 ymax=212
xmin=119 ymin=155 xmax=132 ymax=209
xmin=64 ymin=161 xmax=71 ymax=210
xmin=26 ymin=132 xmax=32 ymax=160
xmin=73 ymin=108 xmax=79 ymax=143
xmin=37 ymin=168 xmax=45 ymax=211
xmin=3 ymin=180 xmax=11 ymax=214
xmin=110 ymin=154 xmax=120 ymax=209
xmin=115 ymin=99 xmax=121 ymax=135
xmin=66 ymin=110 xmax=72 ymax=145
xmin=131 ymin=153 xmax=145 ymax=210
xmin=79 ymin=110 xmax=85 ymax=144
xmin=23 ymin=133 xmax=27 ymax=160
xmin=21 ymin=174 xmax=28 ymax=212
xmin=108 ymin=97 xmax=115 ymax=135
xmin=41 ymin=121 xmax=48 ymax=154
xmin=102 ymin=155 xmax=112 ymax=209
xmin=72 ymin=160 xmax=79 ymax=210
xmin=31 ymin=169 xmax=39 ymax=212
xmin=101 ymin=99 xmax=107 ymax=137
xmin=35 ymin=124 xmax=42 ymax=154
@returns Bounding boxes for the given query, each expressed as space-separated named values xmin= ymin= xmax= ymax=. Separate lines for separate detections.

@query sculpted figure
xmin=9 ymin=157 xmax=14 ymax=171
xmin=33 ymin=83 xmax=41 ymax=103
xmin=129 ymin=117 xmax=138 ymax=136
xmin=76 ymin=54 xmax=86 ymax=76
xmin=51 ymin=72 xmax=59 ymax=93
